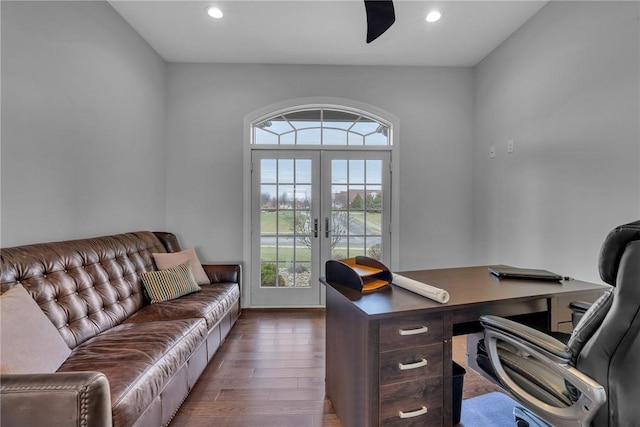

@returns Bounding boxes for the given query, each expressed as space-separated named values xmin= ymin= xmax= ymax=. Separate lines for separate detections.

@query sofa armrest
xmin=202 ymin=263 xmax=242 ymax=284
xmin=153 ymin=231 xmax=182 ymax=253
xmin=0 ymin=372 xmax=112 ymax=427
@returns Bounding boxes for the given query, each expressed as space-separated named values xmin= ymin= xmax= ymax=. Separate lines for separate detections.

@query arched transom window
xmin=253 ymin=108 xmax=390 ymax=146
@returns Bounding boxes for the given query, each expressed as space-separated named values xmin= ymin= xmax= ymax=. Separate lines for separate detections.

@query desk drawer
xmin=380 ymin=313 xmax=443 ymax=351
xmin=380 ymin=343 xmax=443 ymax=385
xmin=380 ymin=376 xmax=443 ymax=426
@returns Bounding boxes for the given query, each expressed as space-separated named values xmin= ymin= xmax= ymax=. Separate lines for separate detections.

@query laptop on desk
xmin=489 ymin=265 xmax=564 ymax=282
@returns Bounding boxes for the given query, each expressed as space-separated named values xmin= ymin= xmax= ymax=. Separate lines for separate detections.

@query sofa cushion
xmin=140 ymin=260 xmax=201 ymax=304
xmin=152 ymin=248 xmax=209 ymax=285
xmin=124 ymin=282 xmax=240 ymax=330
xmin=57 ymin=317 xmax=207 ymax=427
xmin=0 ymin=284 xmax=72 ymax=374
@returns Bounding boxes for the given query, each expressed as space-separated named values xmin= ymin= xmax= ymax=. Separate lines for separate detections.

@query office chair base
xmin=514 ymin=406 xmax=553 ymax=427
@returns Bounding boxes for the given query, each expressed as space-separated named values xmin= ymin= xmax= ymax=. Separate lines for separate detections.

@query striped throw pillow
xmin=140 ymin=260 xmax=201 ymax=303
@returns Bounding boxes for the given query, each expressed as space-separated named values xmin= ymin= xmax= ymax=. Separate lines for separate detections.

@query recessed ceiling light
xmin=207 ymin=6 xmax=223 ymax=19
xmin=426 ymin=11 xmax=442 ymax=23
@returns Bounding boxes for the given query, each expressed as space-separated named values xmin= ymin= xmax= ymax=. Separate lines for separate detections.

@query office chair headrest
xmin=599 ymin=220 xmax=640 ymax=286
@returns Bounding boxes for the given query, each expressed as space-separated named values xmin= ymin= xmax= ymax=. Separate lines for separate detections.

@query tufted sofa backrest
xmin=0 ymin=232 xmax=168 ymax=349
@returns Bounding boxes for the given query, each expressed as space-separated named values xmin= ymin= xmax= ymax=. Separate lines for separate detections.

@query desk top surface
xmin=322 ymin=265 xmax=610 ymax=318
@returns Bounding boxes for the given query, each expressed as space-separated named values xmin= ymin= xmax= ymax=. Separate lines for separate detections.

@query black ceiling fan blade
xmin=364 ymin=0 xmax=395 ymax=43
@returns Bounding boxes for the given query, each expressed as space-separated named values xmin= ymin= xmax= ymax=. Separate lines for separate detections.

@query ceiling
xmin=109 ymin=0 xmax=548 ymax=67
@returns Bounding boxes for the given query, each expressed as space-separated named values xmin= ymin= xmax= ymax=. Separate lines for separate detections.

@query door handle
xmin=313 ymin=218 xmax=318 ymax=238
xmin=325 ymin=217 xmax=330 ymax=238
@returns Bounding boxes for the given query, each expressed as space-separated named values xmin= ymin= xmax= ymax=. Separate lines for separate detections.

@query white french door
xmin=251 ymin=151 xmax=321 ymax=307
xmin=321 ymin=151 xmax=391 ymax=267
xmin=251 ymin=149 xmax=390 ymax=307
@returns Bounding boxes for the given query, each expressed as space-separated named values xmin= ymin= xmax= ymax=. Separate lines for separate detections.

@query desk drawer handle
xmin=398 ymin=358 xmax=427 ymax=370
xmin=398 ymin=326 xmax=429 ymax=336
xmin=399 ymin=406 xmax=428 ymax=419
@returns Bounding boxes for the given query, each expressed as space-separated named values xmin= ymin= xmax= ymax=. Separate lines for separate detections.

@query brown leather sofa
xmin=0 ymin=231 xmax=241 ymax=427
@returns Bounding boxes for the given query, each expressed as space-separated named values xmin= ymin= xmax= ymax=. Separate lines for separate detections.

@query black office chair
xmin=477 ymin=220 xmax=640 ymax=427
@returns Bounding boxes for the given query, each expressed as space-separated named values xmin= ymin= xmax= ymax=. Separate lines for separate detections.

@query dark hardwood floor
xmin=170 ymin=309 xmax=501 ymax=427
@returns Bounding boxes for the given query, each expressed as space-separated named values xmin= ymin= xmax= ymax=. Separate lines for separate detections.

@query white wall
xmin=5 ymin=0 xmax=634 ymax=291
xmin=1 ymin=1 xmax=167 ymax=246
xmin=165 ymin=64 xmax=475 ymax=269
xmin=473 ymin=1 xmax=640 ymax=283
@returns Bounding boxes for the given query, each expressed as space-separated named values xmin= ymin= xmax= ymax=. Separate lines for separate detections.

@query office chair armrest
xmin=569 ymin=301 xmax=592 ymax=327
xmin=569 ymin=301 xmax=592 ymax=313
xmin=482 ymin=321 xmax=606 ymax=427
xmin=480 ymin=315 xmax=571 ymax=363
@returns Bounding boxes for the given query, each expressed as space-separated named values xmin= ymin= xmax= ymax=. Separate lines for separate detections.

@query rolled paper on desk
xmin=392 ymin=273 xmax=450 ymax=304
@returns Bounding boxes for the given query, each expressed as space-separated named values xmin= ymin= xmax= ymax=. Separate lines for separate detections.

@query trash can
xmin=452 ymin=361 xmax=466 ymax=424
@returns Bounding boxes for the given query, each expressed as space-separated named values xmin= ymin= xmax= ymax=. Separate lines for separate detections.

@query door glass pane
xmin=295 ymin=244 xmax=311 ymax=263
xmin=295 ymin=185 xmax=312 ymax=210
xmin=331 ymin=235 xmax=348 ymax=260
xmin=278 ymin=237 xmax=295 ymax=263
xmin=293 ymin=262 xmax=311 ymax=287
xmin=330 ymin=157 xmax=384 ymax=261
xmin=261 ymin=185 xmax=277 ymax=208
xmin=348 ymin=160 xmax=365 ymax=183
xmin=295 ymin=160 xmax=312 ymax=183
xmin=332 ymin=160 xmax=347 ymax=183
xmin=349 ymin=189 xmax=364 ymax=210
xmin=331 ymin=185 xmax=348 ymax=209
xmin=260 ymin=237 xmax=275 ymax=262
xmin=366 ymin=160 xmax=382 ymax=184
xmin=366 ymin=236 xmax=382 ymax=260
xmin=275 ymin=212 xmax=294 ymax=237
xmin=259 ymin=157 xmax=313 ymax=289
xmin=260 ymin=262 xmax=279 ymax=287
xmin=365 ymin=210 xmax=382 ymax=235
xmin=348 ymin=237 xmax=365 ymax=258
xmin=261 ymin=160 xmax=277 ymax=182
xmin=278 ymin=159 xmax=294 ymax=183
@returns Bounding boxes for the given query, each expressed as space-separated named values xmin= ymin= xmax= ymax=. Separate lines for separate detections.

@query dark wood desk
xmin=322 ymin=266 xmax=609 ymax=427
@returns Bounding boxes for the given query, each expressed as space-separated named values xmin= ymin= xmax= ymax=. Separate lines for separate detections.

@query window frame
xmin=251 ymin=105 xmax=393 ymax=148
xmin=243 ymin=97 xmax=400 ymax=308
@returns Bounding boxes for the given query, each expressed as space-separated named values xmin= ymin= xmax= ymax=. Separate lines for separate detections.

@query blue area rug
xmin=458 ymin=392 xmax=518 ymax=427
